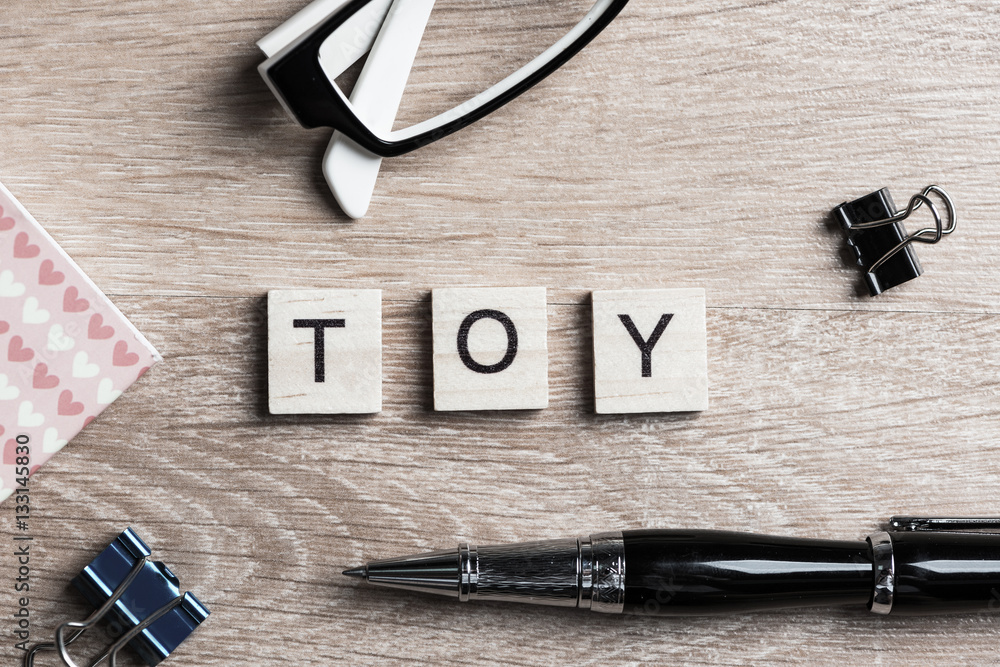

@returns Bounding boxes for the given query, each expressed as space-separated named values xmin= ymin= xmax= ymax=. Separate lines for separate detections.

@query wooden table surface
xmin=2 ymin=0 xmax=1000 ymax=664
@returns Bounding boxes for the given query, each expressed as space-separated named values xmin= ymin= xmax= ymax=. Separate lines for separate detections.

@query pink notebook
xmin=0 ymin=182 xmax=160 ymax=503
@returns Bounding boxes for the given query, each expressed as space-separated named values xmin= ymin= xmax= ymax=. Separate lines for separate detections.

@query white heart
xmin=97 ymin=378 xmax=121 ymax=405
xmin=47 ymin=324 xmax=75 ymax=352
xmin=72 ymin=351 xmax=100 ymax=379
xmin=0 ymin=374 xmax=20 ymax=401
xmin=0 ymin=270 xmax=26 ymax=297
xmin=42 ymin=427 xmax=68 ymax=453
xmin=22 ymin=297 xmax=50 ymax=325
xmin=17 ymin=401 xmax=44 ymax=428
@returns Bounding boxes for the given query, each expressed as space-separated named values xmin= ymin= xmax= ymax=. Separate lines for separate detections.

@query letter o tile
xmin=432 ymin=287 xmax=548 ymax=411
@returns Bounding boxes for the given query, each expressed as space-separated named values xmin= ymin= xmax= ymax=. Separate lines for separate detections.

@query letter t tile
xmin=592 ymin=288 xmax=708 ymax=414
xmin=268 ymin=289 xmax=382 ymax=414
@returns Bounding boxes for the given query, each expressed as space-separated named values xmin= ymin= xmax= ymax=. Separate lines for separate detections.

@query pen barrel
xmin=621 ymin=529 xmax=872 ymax=616
xmin=889 ymin=531 xmax=1000 ymax=615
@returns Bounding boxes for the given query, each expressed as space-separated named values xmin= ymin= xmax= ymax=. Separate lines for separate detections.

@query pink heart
xmin=13 ymin=232 xmax=40 ymax=259
xmin=58 ymin=390 xmax=84 ymax=416
xmin=7 ymin=336 xmax=34 ymax=363
xmin=3 ymin=438 xmax=17 ymax=466
xmin=63 ymin=286 xmax=89 ymax=313
xmin=83 ymin=416 xmax=95 ymax=428
xmin=38 ymin=260 xmax=65 ymax=286
xmin=32 ymin=363 xmax=59 ymax=389
xmin=136 ymin=366 xmax=151 ymax=380
xmin=0 ymin=321 xmax=8 ymax=335
xmin=113 ymin=340 xmax=139 ymax=367
xmin=0 ymin=204 xmax=13 ymax=231
xmin=88 ymin=314 xmax=115 ymax=340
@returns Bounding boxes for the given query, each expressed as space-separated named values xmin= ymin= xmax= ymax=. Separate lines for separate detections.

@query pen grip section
xmin=621 ymin=529 xmax=872 ymax=616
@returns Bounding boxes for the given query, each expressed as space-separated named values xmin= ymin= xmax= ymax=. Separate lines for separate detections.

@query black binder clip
xmin=833 ymin=185 xmax=956 ymax=296
xmin=24 ymin=528 xmax=209 ymax=667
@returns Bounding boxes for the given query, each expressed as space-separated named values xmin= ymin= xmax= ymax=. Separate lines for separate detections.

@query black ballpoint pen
xmin=343 ymin=517 xmax=1000 ymax=616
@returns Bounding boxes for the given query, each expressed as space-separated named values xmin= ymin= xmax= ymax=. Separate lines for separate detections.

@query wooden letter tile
xmin=592 ymin=288 xmax=708 ymax=414
xmin=268 ymin=289 xmax=381 ymax=414
xmin=432 ymin=287 xmax=548 ymax=411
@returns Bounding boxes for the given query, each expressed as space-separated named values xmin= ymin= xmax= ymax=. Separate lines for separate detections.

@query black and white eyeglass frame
xmin=259 ymin=0 xmax=631 ymax=157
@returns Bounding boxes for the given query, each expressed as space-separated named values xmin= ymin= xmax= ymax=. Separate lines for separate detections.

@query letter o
xmin=456 ymin=309 xmax=518 ymax=375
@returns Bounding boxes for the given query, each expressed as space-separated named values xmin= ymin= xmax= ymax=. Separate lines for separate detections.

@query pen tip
xmin=342 ymin=566 xmax=366 ymax=579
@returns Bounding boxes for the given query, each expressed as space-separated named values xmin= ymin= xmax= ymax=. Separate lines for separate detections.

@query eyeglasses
xmin=258 ymin=0 xmax=631 ymax=157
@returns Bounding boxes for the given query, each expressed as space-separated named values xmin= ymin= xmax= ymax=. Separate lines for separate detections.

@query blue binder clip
xmin=833 ymin=185 xmax=956 ymax=296
xmin=24 ymin=528 xmax=209 ymax=667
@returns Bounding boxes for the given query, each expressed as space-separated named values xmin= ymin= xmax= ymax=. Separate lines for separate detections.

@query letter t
xmin=293 ymin=319 xmax=346 ymax=382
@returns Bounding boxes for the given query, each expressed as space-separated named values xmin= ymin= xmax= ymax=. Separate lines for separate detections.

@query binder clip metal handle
xmin=834 ymin=185 xmax=957 ymax=296
xmin=845 ymin=185 xmax=957 ymax=276
xmin=24 ymin=528 xmax=209 ymax=667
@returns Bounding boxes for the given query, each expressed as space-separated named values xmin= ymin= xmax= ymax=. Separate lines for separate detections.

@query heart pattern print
xmin=0 ymin=182 xmax=160 ymax=503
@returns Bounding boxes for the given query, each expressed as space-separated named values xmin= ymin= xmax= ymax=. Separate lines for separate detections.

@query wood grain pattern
xmin=2 ymin=0 xmax=1000 ymax=664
